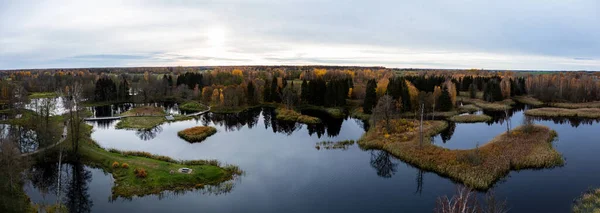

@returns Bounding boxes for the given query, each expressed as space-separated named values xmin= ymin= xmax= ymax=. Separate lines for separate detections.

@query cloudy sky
xmin=1 ymin=0 xmax=599 ymax=70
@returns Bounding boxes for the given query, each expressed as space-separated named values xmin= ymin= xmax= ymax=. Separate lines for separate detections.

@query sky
xmin=1 ymin=0 xmax=599 ymax=70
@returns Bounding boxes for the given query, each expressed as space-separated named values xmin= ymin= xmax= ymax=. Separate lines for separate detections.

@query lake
xmin=24 ymin=104 xmax=600 ymax=212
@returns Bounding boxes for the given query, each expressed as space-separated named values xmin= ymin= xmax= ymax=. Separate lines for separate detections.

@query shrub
xmin=134 ymin=168 xmax=148 ymax=178
xmin=121 ymin=163 xmax=129 ymax=169
xmin=112 ymin=161 xmax=120 ymax=168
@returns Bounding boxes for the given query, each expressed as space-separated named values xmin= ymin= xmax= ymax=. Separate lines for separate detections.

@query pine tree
xmin=247 ymin=81 xmax=255 ymax=105
xmin=469 ymin=83 xmax=477 ymax=98
xmin=301 ymin=79 xmax=309 ymax=103
xmin=263 ymin=79 xmax=272 ymax=102
xmin=270 ymin=77 xmax=281 ymax=103
xmin=438 ymin=87 xmax=453 ymax=111
xmin=363 ymin=79 xmax=377 ymax=114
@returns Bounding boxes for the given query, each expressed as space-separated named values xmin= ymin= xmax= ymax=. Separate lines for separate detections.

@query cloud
xmin=0 ymin=0 xmax=599 ymax=70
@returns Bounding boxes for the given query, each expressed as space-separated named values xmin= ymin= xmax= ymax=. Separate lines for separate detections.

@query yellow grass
xmin=550 ymin=101 xmax=600 ymax=109
xmin=461 ymin=98 xmax=514 ymax=111
xmin=513 ymin=96 xmax=545 ymax=107
xmin=573 ymin=188 xmax=600 ymax=213
xmin=358 ymin=119 xmax=563 ymax=190
xmin=525 ymin=107 xmax=600 ymax=118
xmin=448 ymin=114 xmax=492 ymax=123
xmin=275 ymin=108 xmax=321 ymax=124
xmin=178 ymin=126 xmax=217 ymax=143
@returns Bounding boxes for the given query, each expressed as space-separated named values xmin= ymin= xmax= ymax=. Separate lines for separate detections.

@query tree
xmin=363 ymin=79 xmax=377 ymax=114
xmin=60 ymin=82 xmax=84 ymax=154
xmin=247 ymin=81 xmax=256 ymax=105
xmin=372 ymin=95 xmax=397 ymax=132
xmin=469 ymin=83 xmax=477 ymax=99
xmin=300 ymin=79 xmax=309 ymax=103
xmin=280 ymin=86 xmax=298 ymax=109
xmin=438 ymin=87 xmax=453 ymax=111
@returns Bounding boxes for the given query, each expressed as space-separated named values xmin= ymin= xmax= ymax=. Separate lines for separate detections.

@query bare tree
xmin=372 ymin=95 xmax=398 ymax=132
xmin=59 ymin=83 xmax=84 ymax=154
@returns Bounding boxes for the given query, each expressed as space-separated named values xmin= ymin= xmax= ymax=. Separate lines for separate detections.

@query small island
xmin=448 ymin=114 xmax=492 ymax=123
xmin=115 ymin=106 xmax=193 ymax=130
xmin=179 ymin=101 xmax=209 ymax=112
xmin=358 ymin=118 xmax=563 ymax=190
xmin=275 ymin=108 xmax=321 ymax=124
xmin=178 ymin=126 xmax=218 ymax=142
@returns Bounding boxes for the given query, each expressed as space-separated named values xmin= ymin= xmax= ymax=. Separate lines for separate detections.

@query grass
xmin=115 ymin=115 xmax=193 ymax=130
xmin=73 ymin=124 xmax=242 ymax=199
xmin=177 ymin=126 xmax=217 ymax=143
xmin=275 ymin=108 xmax=321 ymax=124
xmin=525 ymin=107 xmax=600 ymax=118
xmin=119 ymin=106 xmax=166 ymax=116
xmin=459 ymin=91 xmax=483 ymax=99
xmin=460 ymin=97 xmax=514 ymax=111
xmin=358 ymin=119 xmax=563 ymax=190
xmin=297 ymin=105 xmax=345 ymax=119
xmin=179 ymin=101 xmax=209 ymax=112
xmin=315 ymin=140 xmax=355 ymax=150
xmin=448 ymin=114 xmax=492 ymax=123
xmin=28 ymin=92 xmax=57 ymax=99
xmin=573 ymin=188 xmax=600 ymax=213
xmin=513 ymin=96 xmax=545 ymax=107
xmin=458 ymin=104 xmax=481 ymax=113
xmin=350 ymin=108 xmax=371 ymax=121
xmin=549 ymin=101 xmax=600 ymax=109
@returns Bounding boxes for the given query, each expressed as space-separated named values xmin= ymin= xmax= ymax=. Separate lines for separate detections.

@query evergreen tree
xmin=301 ymin=79 xmax=309 ymax=103
xmin=363 ymin=79 xmax=377 ymax=114
xmin=263 ymin=79 xmax=272 ymax=102
xmin=469 ymin=83 xmax=477 ymax=98
xmin=438 ymin=87 xmax=453 ymax=111
xmin=247 ymin=81 xmax=255 ymax=105
xmin=270 ymin=77 xmax=281 ymax=102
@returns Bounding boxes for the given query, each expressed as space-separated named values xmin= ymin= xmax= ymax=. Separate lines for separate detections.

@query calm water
xmin=24 ymin=104 xmax=600 ymax=213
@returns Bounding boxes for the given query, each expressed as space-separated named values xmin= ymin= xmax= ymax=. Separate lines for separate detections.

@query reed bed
xmin=358 ymin=119 xmax=563 ymax=190
xmin=448 ymin=114 xmax=492 ymax=123
xmin=177 ymin=126 xmax=217 ymax=143
xmin=525 ymin=107 xmax=600 ymax=118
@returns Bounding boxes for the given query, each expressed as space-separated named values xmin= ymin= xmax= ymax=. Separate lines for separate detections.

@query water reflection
xmin=439 ymin=122 xmax=456 ymax=143
xmin=135 ymin=126 xmax=163 ymax=141
xmin=0 ymin=124 xmax=38 ymax=153
xmin=531 ymin=116 xmax=600 ymax=127
xmin=64 ymin=161 xmax=93 ymax=213
xmin=370 ymin=150 xmax=397 ymax=178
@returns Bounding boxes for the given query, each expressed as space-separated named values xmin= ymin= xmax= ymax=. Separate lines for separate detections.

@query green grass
xmin=179 ymin=101 xmax=209 ymax=112
xmin=358 ymin=119 xmax=563 ymax=190
xmin=296 ymin=105 xmax=345 ymax=119
xmin=448 ymin=114 xmax=492 ymax=123
xmin=275 ymin=108 xmax=321 ymax=124
xmin=573 ymin=188 xmax=600 ymax=213
xmin=525 ymin=107 xmax=600 ymax=118
xmin=119 ymin=106 xmax=166 ymax=116
xmin=459 ymin=91 xmax=483 ymax=99
xmin=115 ymin=115 xmax=192 ymax=130
xmin=28 ymin=92 xmax=57 ymax=99
xmin=513 ymin=96 xmax=545 ymax=107
xmin=70 ymin=124 xmax=242 ymax=199
xmin=178 ymin=126 xmax=217 ymax=143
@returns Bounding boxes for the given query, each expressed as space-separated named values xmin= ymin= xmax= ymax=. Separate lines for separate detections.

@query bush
xmin=121 ymin=163 xmax=129 ymax=169
xmin=134 ymin=168 xmax=148 ymax=178
xmin=112 ymin=161 xmax=120 ymax=168
xmin=178 ymin=126 xmax=217 ymax=143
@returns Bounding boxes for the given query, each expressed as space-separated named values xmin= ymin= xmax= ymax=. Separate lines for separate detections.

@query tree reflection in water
xmin=439 ymin=122 xmax=456 ymax=143
xmin=135 ymin=125 xmax=163 ymax=141
xmin=370 ymin=150 xmax=397 ymax=178
xmin=64 ymin=161 xmax=93 ymax=213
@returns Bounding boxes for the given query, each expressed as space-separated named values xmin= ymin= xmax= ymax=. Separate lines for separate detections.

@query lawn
xmin=28 ymin=92 xmax=57 ymax=99
xmin=179 ymin=101 xmax=209 ymax=112
xmin=525 ymin=107 xmax=600 ymax=118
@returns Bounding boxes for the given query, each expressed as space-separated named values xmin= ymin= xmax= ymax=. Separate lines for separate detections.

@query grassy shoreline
xmin=358 ymin=120 xmax=563 ymax=190
xmin=28 ymin=92 xmax=57 ymax=99
xmin=114 ymin=106 xmax=192 ymax=130
xmin=178 ymin=126 xmax=217 ymax=143
xmin=525 ymin=107 xmax=600 ymax=118
xmin=73 ymin=124 xmax=242 ymax=199
xmin=179 ymin=101 xmax=209 ymax=112
xmin=573 ymin=188 xmax=600 ymax=213
xmin=448 ymin=114 xmax=492 ymax=123
xmin=513 ymin=96 xmax=545 ymax=107
xmin=275 ymin=108 xmax=321 ymax=124
xmin=460 ymin=97 xmax=514 ymax=111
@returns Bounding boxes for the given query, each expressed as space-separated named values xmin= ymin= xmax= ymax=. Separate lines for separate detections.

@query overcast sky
xmin=1 ymin=0 xmax=599 ymax=70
